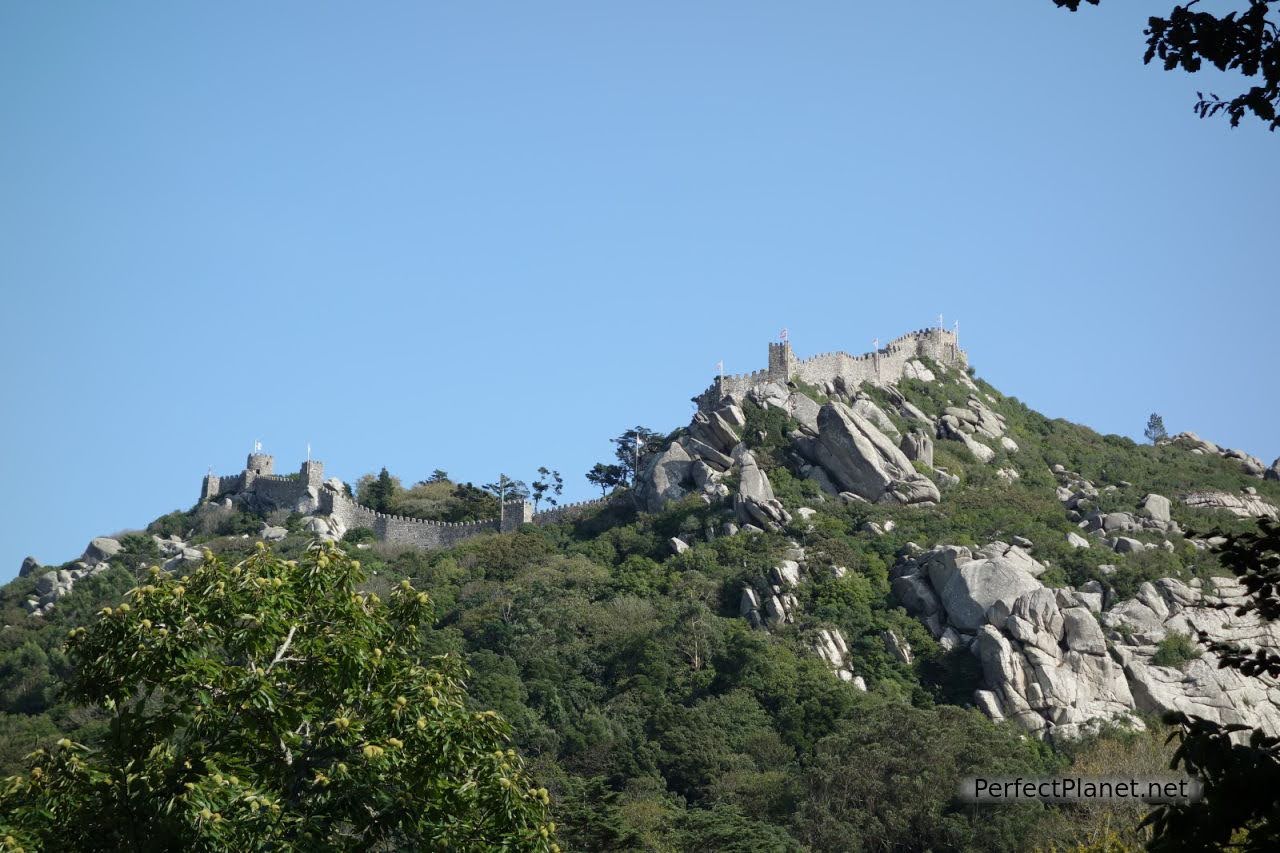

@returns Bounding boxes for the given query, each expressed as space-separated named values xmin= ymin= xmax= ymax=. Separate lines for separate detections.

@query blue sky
xmin=2 ymin=2 xmax=1275 ymax=579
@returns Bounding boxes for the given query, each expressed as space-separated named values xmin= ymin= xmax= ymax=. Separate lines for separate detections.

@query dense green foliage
xmin=0 ymin=543 xmax=554 ymax=851
xmin=3 ymin=363 xmax=1279 ymax=850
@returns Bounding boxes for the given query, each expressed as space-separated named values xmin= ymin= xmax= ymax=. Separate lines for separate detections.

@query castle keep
xmin=694 ymin=326 xmax=966 ymax=411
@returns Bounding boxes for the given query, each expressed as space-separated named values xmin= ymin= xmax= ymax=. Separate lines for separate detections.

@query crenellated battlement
xmin=202 ymin=453 xmax=608 ymax=552
xmin=695 ymin=326 xmax=966 ymax=411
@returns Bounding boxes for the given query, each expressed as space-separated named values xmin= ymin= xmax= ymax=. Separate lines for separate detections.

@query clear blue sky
xmin=2 ymin=2 xmax=1275 ymax=579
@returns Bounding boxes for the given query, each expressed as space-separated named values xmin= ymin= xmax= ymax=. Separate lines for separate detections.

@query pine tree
xmin=1145 ymin=413 xmax=1168 ymax=444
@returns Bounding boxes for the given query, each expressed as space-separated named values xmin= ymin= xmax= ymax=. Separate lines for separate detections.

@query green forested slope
xmin=3 ymin=365 xmax=1276 ymax=851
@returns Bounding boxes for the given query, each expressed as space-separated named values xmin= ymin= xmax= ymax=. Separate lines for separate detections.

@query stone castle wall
xmin=322 ymin=491 xmax=507 ymax=548
xmin=201 ymin=452 xmax=609 ymax=551
xmin=695 ymin=327 xmax=966 ymax=410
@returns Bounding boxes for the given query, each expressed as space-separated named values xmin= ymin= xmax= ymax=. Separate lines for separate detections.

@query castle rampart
xmin=694 ymin=326 xmax=966 ymax=411
xmin=202 ymin=452 xmax=610 ymax=552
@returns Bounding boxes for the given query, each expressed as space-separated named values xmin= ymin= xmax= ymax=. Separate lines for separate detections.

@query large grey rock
xmin=1066 ymin=531 xmax=1091 ymax=549
xmin=83 ymin=537 xmax=123 ymax=565
xmin=803 ymin=402 xmax=939 ymax=505
xmin=903 ymin=359 xmax=936 ymax=382
xmin=1062 ymin=607 xmax=1107 ymax=654
xmin=1183 ymin=490 xmax=1279 ymax=519
xmin=850 ymin=396 xmax=901 ymax=441
xmin=937 ymin=416 xmax=996 ymax=463
xmin=301 ymin=515 xmax=346 ymax=542
xmin=261 ymin=524 xmax=288 ymax=542
xmin=19 ymin=556 xmax=41 ymax=578
xmin=899 ymin=431 xmax=934 ymax=468
xmin=787 ymin=392 xmax=822 ymax=433
xmin=933 ymin=554 xmax=1043 ymax=631
xmin=683 ymin=436 xmax=734 ymax=470
xmin=882 ymin=629 xmax=913 ymax=665
xmin=1102 ymin=512 xmax=1138 ymax=533
xmin=892 ymin=572 xmax=940 ymax=615
xmin=1138 ymin=494 xmax=1172 ymax=524
xmin=35 ymin=572 xmax=59 ymax=596
xmin=637 ymin=441 xmax=694 ymax=512
xmin=974 ymin=541 xmax=1048 ymax=577
xmin=734 ymin=446 xmax=791 ymax=528
xmin=1110 ymin=536 xmax=1145 ymax=554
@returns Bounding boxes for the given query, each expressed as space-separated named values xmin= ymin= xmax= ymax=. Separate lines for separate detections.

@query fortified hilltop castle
xmin=694 ymin=325 xmax=965 ymax=410
xmin=200 ymin=326 xmax=967 ymax=550
xmin=201 ymin=454 xmax=603 ymax=548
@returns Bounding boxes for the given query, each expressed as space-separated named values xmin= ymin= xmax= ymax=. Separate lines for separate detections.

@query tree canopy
xmin=0 ymin=543 xmax=557 ymax=852
xmin=1054 ymin=1 xmax=1279 ymax=130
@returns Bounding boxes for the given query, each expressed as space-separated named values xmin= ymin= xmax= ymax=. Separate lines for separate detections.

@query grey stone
xmin=899 ymin=431 xmax=934 ymax=467
xmin=787 ymin=392 xmax=822 ymax=433
xmin=669 ymin=537 xmax=690 ymax=555
xmin=934 ymin=554 xmax=1043 ymax=631
xmin=882 ymin=629 xmax=913 ymax=664
xmin=1183 ymin=490 xmax=1279 ymax=520
xmin=35 ymin=572 xmax=58 ymax=596
xmin=772 ymin=560 xmax=802 ymax=588
xmin=803 ymin=402 xmax=939 ymax=505
xmin=892 ymin=572 xmax=940 ymax=615
xmin=1138 ymin=493 xmax=1172 ymax=524
xmin=261 ymin=525 xmax=288 ymax=542
xmin=734 ymin=446 xmax=792 ymax=527
xmin=1110 ymin=536 xmax=1145 ymax=554
xmin=637 ymin=441 xmax=694 ymax=512
xmin=684 ymin=437 xmax=734 ymax=471
xmin=850 ymin=396 xmax=901 ymax=441
xmin=1102 ymin=512 xmax=1138 ymax=533
xmin=83 ymin=537 xmax=123 ymax=565
xmin=1062 ymin=607 xmax=1107 ymax=654
xmin=19 ymin=556 xmax=40 ymax=578
xmin=1066 ymin=531 xmax=1091 ymax=549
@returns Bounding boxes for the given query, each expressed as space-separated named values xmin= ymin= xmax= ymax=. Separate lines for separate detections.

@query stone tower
xmin=767 ymin=341 xmax=795 ymax=384
xmin=246 ymin=453 xmax=274 ymax=476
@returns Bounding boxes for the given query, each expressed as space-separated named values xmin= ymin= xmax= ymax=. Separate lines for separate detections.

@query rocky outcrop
xmin=636 ymin=441 xmax=694 ymax=512
xmin=937 ymin=416 xmax=995 ymax=463
xmin=1183 ymin=489 xmax=1279 ymax=520
xmin=849 ymin=395 xmax=901 ymax=442
xmin=933 ymin=394 xmax=1009 ymax=465
xmin=83 ymin=537 xmax=123 ymax=565
xmin=734 ymin=446 xmax=792 ymax=530
xmin=19 ymin=556 xmax=41 ymax=578
xmin=892 ymin=541 xmax=1280 ymax=741
xmin=1104 ymin=577 xmax=1280 ymax=733
xmin=796 ymin=402 xmax=939 ymax=506
xmin=1138 ymin=493 xmax=1172 ymax=524
xmin=1165 ymin=432 xmax=1268 ymax=478
xmin=813 ymin=627 xmax=862 ymax=686
xmin=301 ymin=514 xmax=346 ymax=542
xmin=900 ymin=431 xmax=933 ymax=468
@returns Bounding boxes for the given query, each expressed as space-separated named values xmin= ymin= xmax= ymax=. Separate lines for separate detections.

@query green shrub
xmin=1152 ymin=631 xmax=1200 ymax=668
xmin=342 ymin=526 xmax=377 ymax=545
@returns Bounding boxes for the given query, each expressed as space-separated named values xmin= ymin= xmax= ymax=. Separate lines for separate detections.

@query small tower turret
xmin=246 ymin=453 xmax=275 ymax=476
xmin=767 ymin=340 xmax=795 ymax=384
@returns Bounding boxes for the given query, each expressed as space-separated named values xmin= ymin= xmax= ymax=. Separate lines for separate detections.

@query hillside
xmin=4 ymin=330 xmax=1280 ymax=851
